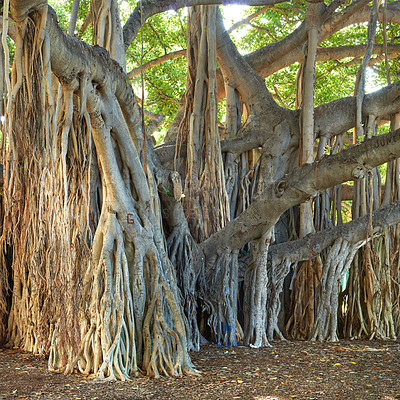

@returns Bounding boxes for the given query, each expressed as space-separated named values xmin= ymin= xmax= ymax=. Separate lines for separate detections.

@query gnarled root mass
xmin=58 ymin=85 xmax=197 ymax=379
xmin=343 ymin=231 xmax=398 ymax=340
xmin=167 ymin=226 xmax=203 ymax=352
xmin=310 ymin=238 xmax=358 ymax=341
xmin=202 ymin=251 xmax=239 ymax=346
xmin=243 ymin=235 xmax=270 ymax=348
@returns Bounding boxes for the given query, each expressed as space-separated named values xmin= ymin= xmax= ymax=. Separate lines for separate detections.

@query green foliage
xmin=227 ymin=4 xmax=303 ymax=51
xmin=7 ymin=36 xmax=15 ymax=65
xmin=127 ymin=9 xmax=187 ymax=132
xmin=47 ymin=0 xmax=93 ymax=40
xmin=48 ymin=0 xmax=70 ymax=31
xmin=45 ymin=1 xmax=400 ymax=142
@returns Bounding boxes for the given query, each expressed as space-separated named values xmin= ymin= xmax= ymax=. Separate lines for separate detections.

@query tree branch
xmin=201 ymin=128 xmax=400 ymax=256
xmin=314 ymin=81 xmax=400 ymax=140
xmin=324 ymin=1 xmax=400 ymax=36
xmin=227 ymin=5 xmax=272 ymax=33
xmin=315 ymin=43 xmax=400 ymax=63
xmin=127 ymin=49 xmax=186 ymax=78
xmin=122 ymin=0 xmax=289 ymax=52
xmin=215 ymin=6 xmax=283 ymax=120
xmin=242 ymin=0 xmax=375 ymax=80
xmin=269 ymin=200 xmax=400 ymax=266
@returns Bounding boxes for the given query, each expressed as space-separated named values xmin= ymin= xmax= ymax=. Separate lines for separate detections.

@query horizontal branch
xmin=201 ymin=128 xmax=400 ymax=256
xmin=213 ymin=0 xmax=380 ymax=100
xmin=326 ymin=1 xmax=400 ymax=36
xmin=316 ymin=43 xmax=400 ymax=64
xmin=269 ymin=200 xmax=400 ymax=266
xmin=314 ymin=81 xmax=400 ymax=140
xmin=242 ymin=0 xmax=372 ymax=80
xmin=122 ymin=0 xmax=289 ymax=51
xmin=227 ymin=5 xmax=271 ymax=33
xmin=127 ymin=49 xmax=186 ymax=79
xmin=221 ymin=82 xmax=400 ymax=155
xmin=215 ymin=0 xmax=399 ymax=103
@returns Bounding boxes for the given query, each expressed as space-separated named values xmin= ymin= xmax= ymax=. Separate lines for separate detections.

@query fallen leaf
xmin=361 ymin=347 xmax=383 ymax=352
xmin=351 ymin=362 xmax=356 ymax=365
xmin=333 ymin=346 xmax=352 ymax=351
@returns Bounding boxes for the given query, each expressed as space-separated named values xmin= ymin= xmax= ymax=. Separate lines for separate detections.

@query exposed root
xmin=243 ymin=234 xmax=271 ymax=348
xmin=310 ymin=238 xmax=358 ymax=341
xmin=266 ymin=259 xmax=291 ymax=341
xmin=167 ymin=226 xmax=202 ymax=351
xmin=203 ymin=251 xmax=239 ymax=346
xmin=57 ymin=88 xmax=198 ymax=379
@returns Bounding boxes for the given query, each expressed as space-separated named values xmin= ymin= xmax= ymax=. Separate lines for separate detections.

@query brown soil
xmin=0 ymin=340 xmax=399 ymax=400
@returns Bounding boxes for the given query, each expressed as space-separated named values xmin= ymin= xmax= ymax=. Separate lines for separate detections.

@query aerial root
xmin=60 ymin=214 xmax=137 ymax=380
xmin=142 ymin=268 xmax=196 ymax=378
xmin=167 ymin=227 xmax=201 ymax=351
xmin=203 ymin=251 xmax=239 ymax=346
xmin=266 ymin=259 xmax=291 ymax=341
xmin=310 ymin=238 xmax=357 ymax=341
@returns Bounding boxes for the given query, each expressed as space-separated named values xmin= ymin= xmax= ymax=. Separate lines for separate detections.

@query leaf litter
xmin=0 ymin=340 xmax=399 ymax=399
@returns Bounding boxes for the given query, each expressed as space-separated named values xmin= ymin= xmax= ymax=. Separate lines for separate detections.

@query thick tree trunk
xmin=2 ymin=2 xmax=196 ymax=379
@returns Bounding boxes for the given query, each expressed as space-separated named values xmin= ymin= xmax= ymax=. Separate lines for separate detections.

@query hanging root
xmin=310 ymin=238 xmax=358 ymax=341
xmin=285 ymin=258 xmax=320 ymax=340
xmin=343 ymin=229 xmax=398 ymax=340
xmin=167 ymin=226 xmax=202 ymax=351
xmin=202 ymin=251 xmax=239 ymax=346
xmin=266 ymin=259 xmax=291 ymax=341
xmin=243 ymin=235 xmax=271 ymax=348
xmin=2 ymin=6 xmax=74 ymax=356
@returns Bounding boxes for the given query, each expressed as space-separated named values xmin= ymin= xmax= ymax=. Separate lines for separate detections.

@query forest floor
xmin=0 ymin=340 xmax=399 ymax=400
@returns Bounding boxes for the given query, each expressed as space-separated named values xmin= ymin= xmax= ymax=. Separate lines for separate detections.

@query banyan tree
xmin=0 ymin=0 xmax=399 ymax=380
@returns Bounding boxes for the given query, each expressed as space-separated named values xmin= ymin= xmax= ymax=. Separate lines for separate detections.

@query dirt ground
xmin=0 ymin=340 xmax=399 ymax=400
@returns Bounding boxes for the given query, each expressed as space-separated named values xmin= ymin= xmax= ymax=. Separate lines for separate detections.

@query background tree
xmin=0 ymin=0 xmax=399 ymax=380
